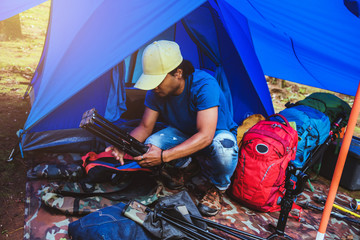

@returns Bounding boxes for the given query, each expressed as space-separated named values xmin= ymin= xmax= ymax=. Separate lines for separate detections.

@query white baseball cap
xmin=134 ymin=40 xmax=183 ymax=90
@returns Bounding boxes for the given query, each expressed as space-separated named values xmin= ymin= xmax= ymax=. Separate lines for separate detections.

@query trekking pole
xmin=313 ymin=196 xmax=360 ymax=219
xmin=157 ymin=212 xmax=221 ymax=240
xmin=299 ymin=202 xmax=360 ymax=226
xmin=190 ymin=215 xmax=264 ymax=240
xmin=123 ymin=200 xmax=215 ymax=240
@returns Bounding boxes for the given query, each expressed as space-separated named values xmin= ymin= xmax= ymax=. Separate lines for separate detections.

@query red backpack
xmin=229 ymin=114 xmax=298 ymax=212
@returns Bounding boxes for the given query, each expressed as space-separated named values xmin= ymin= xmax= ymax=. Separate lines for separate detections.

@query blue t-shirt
xmin=145 ymin=69 xmax=237 ymax=136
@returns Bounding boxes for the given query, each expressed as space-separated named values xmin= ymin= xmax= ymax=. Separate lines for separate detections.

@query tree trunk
xmin=0 ymin=15 xmax=23 ymax=40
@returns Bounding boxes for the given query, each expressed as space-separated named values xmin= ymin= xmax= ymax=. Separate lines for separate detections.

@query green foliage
xmin=298 ymin=87 xmax=306 ymax=94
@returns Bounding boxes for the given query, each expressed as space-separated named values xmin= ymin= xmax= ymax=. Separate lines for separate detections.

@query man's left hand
xmin=133 ymin=144 xmax=163 ymax=167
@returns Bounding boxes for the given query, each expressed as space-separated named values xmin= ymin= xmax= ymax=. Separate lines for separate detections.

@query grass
xmin=0 ymin=3 xmax=48 ymax=68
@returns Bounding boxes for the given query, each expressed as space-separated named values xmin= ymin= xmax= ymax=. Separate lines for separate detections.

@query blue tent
xmin=2 ymin=0 xmax=359 ymax=152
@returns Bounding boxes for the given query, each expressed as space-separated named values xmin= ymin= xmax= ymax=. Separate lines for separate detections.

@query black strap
xmin=73 ymin=198 xmax=80 ymax=215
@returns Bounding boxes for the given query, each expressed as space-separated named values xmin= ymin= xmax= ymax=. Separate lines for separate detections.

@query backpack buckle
xmin=272 ymin=123 xmax=282 ymax=129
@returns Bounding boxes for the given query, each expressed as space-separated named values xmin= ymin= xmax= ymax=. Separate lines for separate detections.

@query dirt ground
xmin=0 ymin=93 xmax=30 ymax=239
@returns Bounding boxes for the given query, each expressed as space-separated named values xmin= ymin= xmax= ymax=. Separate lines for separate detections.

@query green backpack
xmin=293 ymin=92 xmax=351 ymax=129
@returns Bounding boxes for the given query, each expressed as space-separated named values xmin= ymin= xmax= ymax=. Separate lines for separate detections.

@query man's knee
xmin=145 ymin=127 xmax=190 ymax=151
xmin=144 ymin=133 xmax=164 ymax=147
xmin=211 ymin=132 xmax=238 ymax=161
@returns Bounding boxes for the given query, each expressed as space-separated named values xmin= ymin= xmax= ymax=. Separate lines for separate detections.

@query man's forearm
xmin=129 ymin=107 xmax=158 ymax=143
xmin=130 ymin=125 xmax=153 ymax=143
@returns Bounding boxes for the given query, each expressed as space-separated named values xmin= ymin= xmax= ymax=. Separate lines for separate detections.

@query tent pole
xmin=316 ymin=81 xmax=360 ymax=240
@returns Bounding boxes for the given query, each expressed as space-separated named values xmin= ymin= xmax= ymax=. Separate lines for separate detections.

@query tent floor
xmin=24 ymin=152 xmax=360 ymax=240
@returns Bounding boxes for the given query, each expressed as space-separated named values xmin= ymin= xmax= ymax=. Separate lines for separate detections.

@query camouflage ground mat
xmin=24 ymin=152 xmax=360 ymax=240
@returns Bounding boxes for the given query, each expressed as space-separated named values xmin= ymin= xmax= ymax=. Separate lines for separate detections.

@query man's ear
xmin=176 ymin=68 xmax=183 ymax=78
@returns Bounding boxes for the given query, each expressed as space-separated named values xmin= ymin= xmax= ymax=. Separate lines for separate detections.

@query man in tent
xmin=106 ymin=40 xmax=238 ymax=216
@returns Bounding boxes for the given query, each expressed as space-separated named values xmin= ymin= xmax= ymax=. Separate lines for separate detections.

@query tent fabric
xmin=0 ymin=0 xmax=47 ymax=21
xmin=104 ymin=62 xmax=127 ymax=122
xmin=223 ymin=0 xmax=360 ymax=96
xmin=24 ymin=0 xmax=207 ymax=132
xmin=181 ymin=6 xmax=234 ymax=116
xmin=21 ymin=0 xmax=276 ymax=151
xmin=214 ymin=1 xmax=274 ymax=116
xmin=11 ymin=0 xmax=359 ymax=152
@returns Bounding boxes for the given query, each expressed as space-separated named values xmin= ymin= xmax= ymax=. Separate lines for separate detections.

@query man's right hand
xmin=105 ymin=146 xmax=125 ymax=165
